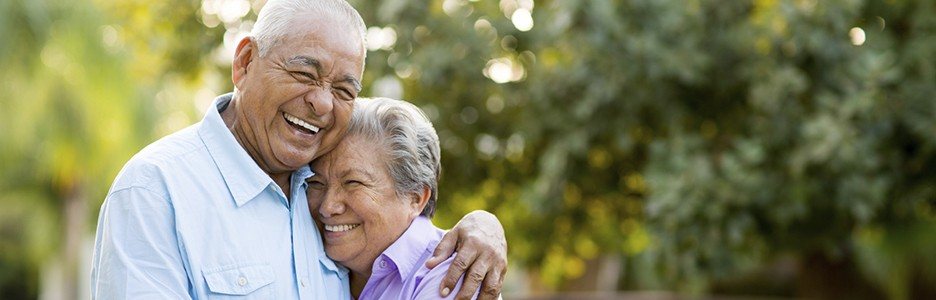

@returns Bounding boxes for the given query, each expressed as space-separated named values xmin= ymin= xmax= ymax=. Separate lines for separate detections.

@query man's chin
xmin=312 ymin=139 xmax=342 ymax=160
xmin=272 ymin=151 xmax=317 ymax=172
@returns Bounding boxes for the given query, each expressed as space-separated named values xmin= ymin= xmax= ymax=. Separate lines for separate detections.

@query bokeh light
xmin=511 ymin=8 xmax=534 ymax=32
xmin=483 ymin=57 xmax=525 ymax=84
xmin=850 ymin=27 xmax=866 ymax=46
xmin=366 ymin=26 xmax=397 ymax=51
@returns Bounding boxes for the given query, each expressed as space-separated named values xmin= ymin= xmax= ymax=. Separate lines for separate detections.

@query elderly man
xmin=90 ymin=0 xmax=506 ymax=299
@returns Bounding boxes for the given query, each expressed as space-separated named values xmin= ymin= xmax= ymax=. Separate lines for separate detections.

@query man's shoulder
xmin=109 ymin=124 xmax=208 ymax=193
xmin=139 ymin=124 xmax=205 ymax=160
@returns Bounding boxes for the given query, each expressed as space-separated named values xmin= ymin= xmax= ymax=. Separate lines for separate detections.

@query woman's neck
xmin=349 ymin=268 xmax=371 ymax=299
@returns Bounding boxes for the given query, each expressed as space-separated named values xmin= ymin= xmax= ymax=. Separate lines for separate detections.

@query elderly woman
xmin=306 ymin=97 xmax=480 ymax=299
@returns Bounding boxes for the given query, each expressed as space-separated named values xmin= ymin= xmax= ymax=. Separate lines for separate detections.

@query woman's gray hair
xmin=251 ymin=0 xmax=367 ymax=57
xmin=348 ymin=97 xmax=441 ymax=217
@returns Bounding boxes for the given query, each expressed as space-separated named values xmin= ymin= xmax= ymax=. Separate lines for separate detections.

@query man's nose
xmin=304 ymin=87 xmax=335 ymax=117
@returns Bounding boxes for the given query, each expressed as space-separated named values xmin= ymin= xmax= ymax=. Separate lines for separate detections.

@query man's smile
xmin=283 ymin=112 xmax=321 ymax=134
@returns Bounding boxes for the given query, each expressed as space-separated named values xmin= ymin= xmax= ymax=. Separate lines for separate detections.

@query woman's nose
xmin=318 ymin=194 xmax=345 ymax=218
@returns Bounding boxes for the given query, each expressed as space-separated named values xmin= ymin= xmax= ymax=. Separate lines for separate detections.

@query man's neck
xmin=269 ymin=173 xmax=291 ymax=199
xmin=220 ymin=97 xmax=292 ymax=198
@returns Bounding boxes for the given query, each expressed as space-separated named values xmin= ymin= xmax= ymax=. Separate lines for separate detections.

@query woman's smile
xmin=322 ymin=223 xmax=361 ymax=240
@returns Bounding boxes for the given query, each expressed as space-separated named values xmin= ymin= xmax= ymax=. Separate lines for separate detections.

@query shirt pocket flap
xmin=203 ymin=263 xmax=275 ymax=295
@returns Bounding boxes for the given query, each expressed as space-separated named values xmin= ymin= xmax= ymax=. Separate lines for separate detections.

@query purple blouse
xmin=357 ymin=216 xmax=478 ymax=300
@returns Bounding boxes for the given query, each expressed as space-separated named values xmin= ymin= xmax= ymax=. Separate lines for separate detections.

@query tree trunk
xmin=59 ymin=182 xmax=87 ymax=300
xmin=796 ymin=250 xmax=885 ymax=300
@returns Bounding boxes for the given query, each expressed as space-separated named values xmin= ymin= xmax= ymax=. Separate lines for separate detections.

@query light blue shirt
xmin=91 ymin=94 xmax=350 ymax=299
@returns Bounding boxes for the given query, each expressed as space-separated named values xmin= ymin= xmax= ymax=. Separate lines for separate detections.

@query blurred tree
xmin=2 ymin=0 xmax=934 ymax=298
xmin=348 ymin=0 xmax=936 ymax=297
xmin=0 ymin=0 xmax=221 ymax=297
xmin=641 ymin=0 xmax=936 ymax=297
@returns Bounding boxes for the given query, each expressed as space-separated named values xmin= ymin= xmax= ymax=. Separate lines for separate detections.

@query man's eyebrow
xmin=340 ymin=75 xmax=363 ymax=93
xmin=289 ymin=56 xmax=360 ymax=92
xmin=287 ymin=55 xmax=322 ymax=72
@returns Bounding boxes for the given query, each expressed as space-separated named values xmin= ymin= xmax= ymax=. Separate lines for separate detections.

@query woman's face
xmin=307 ymin=135 xmax=424 ymax=273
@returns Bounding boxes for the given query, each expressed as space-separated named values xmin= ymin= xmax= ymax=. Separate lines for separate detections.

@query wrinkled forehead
xmin=312 ymin=134 xmax=379 ymax=173
xmin=310 ymin=137 xmax=388 ymax=180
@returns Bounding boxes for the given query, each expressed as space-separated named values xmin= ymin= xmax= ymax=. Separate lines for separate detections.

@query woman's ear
xmin=409 ymin=186 xmax=431 ymax=217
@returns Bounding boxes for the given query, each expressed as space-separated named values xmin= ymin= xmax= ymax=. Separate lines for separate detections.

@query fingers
xmin=435 ymin=210 xmax=509 ymax=298
xmin=478 ymin=266 xmax=503 ymax=300
xmin=455 ymin=255 xmax=489 ymax=300
xmin=426 ymin=229 xmax=458 ymax=269
xmin=439 ymin=245 xmax=480 ymax=297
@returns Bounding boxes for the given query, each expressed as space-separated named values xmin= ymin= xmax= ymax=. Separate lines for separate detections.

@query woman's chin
xmin=324 ymin=248 xmax=343 ymax=261
xmin=326 ymin=249 xmax=370 ymax=274
xmin=326 ymin=247 xmax=353 ymax=262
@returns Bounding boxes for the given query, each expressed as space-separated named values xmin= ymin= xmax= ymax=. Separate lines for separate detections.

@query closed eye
xmin=334 ymin=88 xmax=354 ymax=101
xmin=307 ymin=179 xmax=325 ymax=189
xmin=291 ymin=71 xmax=316 ymax=82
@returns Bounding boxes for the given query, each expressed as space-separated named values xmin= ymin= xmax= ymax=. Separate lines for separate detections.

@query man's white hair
xmin=251 ymin=0 xmax=367 ymax=57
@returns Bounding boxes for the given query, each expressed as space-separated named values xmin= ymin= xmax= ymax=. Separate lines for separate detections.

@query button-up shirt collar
xmin=197 ymin=94 xmax=314 ymax=207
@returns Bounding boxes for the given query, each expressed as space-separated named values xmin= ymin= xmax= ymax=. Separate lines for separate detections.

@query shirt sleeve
xmin=411 ymin=257 xmax=479 ymax=300
xmin=91 ymin=186 xmax=192 ymax=299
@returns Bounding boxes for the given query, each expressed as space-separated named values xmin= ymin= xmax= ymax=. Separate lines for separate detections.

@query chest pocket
xmin=203 ymin=262 xmax=275 ymax=298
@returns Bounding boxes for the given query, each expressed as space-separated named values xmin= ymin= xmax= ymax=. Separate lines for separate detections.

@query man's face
xmin=233 ymin=13 xmax=365 ymax=174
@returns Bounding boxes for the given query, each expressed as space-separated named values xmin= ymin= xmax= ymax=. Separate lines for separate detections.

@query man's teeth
xmin=284 ymin=113 xmax=320 ymax=133
xmin=325 ymin=224 xmax=360 ymax=232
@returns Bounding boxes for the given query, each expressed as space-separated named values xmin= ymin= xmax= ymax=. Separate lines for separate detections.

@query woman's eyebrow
xmin=341 ymin=167 xmax=376 ymax=181
xmin=305 ymin=173 xmax=324 ymax=182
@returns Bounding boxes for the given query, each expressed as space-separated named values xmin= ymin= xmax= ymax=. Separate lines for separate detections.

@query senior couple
xmin=90 ymin=0 xmax=505 ymax=299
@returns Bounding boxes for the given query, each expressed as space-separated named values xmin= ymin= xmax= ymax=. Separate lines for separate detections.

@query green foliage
xmin=643 ymin=0 xmax=936 ymax=290
xmin=855 ymin=221 xmax=936 ymax=300
xmin=351 ymin=0 xmax=651 ymax=287
xmin=1 ymin=0 xmax=934 ymax=297
xmin=351 ymin=0 xmax=936 ymax=293
xmin=0 ymin=0 xmax=223 ymax=297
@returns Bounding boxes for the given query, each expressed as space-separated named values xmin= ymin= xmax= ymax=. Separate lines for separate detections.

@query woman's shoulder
xmin=410 ymin=251 xmax=479 ymax=300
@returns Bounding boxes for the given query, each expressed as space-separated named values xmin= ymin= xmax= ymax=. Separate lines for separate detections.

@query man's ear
xmin=232 ymin=36 xmax=258 ymax=90
xmin=409 ymin=186 xmax=431 ymax=217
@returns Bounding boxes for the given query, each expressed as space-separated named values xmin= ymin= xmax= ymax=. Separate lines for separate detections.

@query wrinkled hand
xmin=426 ymin=210 xmax=507 ymax=300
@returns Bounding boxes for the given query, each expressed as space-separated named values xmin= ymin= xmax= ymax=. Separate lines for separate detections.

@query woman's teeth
xmin=324 ymin=224 xmax=360 ymax=232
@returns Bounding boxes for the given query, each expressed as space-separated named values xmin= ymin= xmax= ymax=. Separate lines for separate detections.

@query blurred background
xmin=1 ymin=0 xmax=935 ymax=299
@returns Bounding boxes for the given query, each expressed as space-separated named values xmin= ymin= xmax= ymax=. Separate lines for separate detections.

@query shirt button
xmin=237 ymin=276 xmax=248 ymax=286
xmin=379 ymin=260 xmax=388 ymax=269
